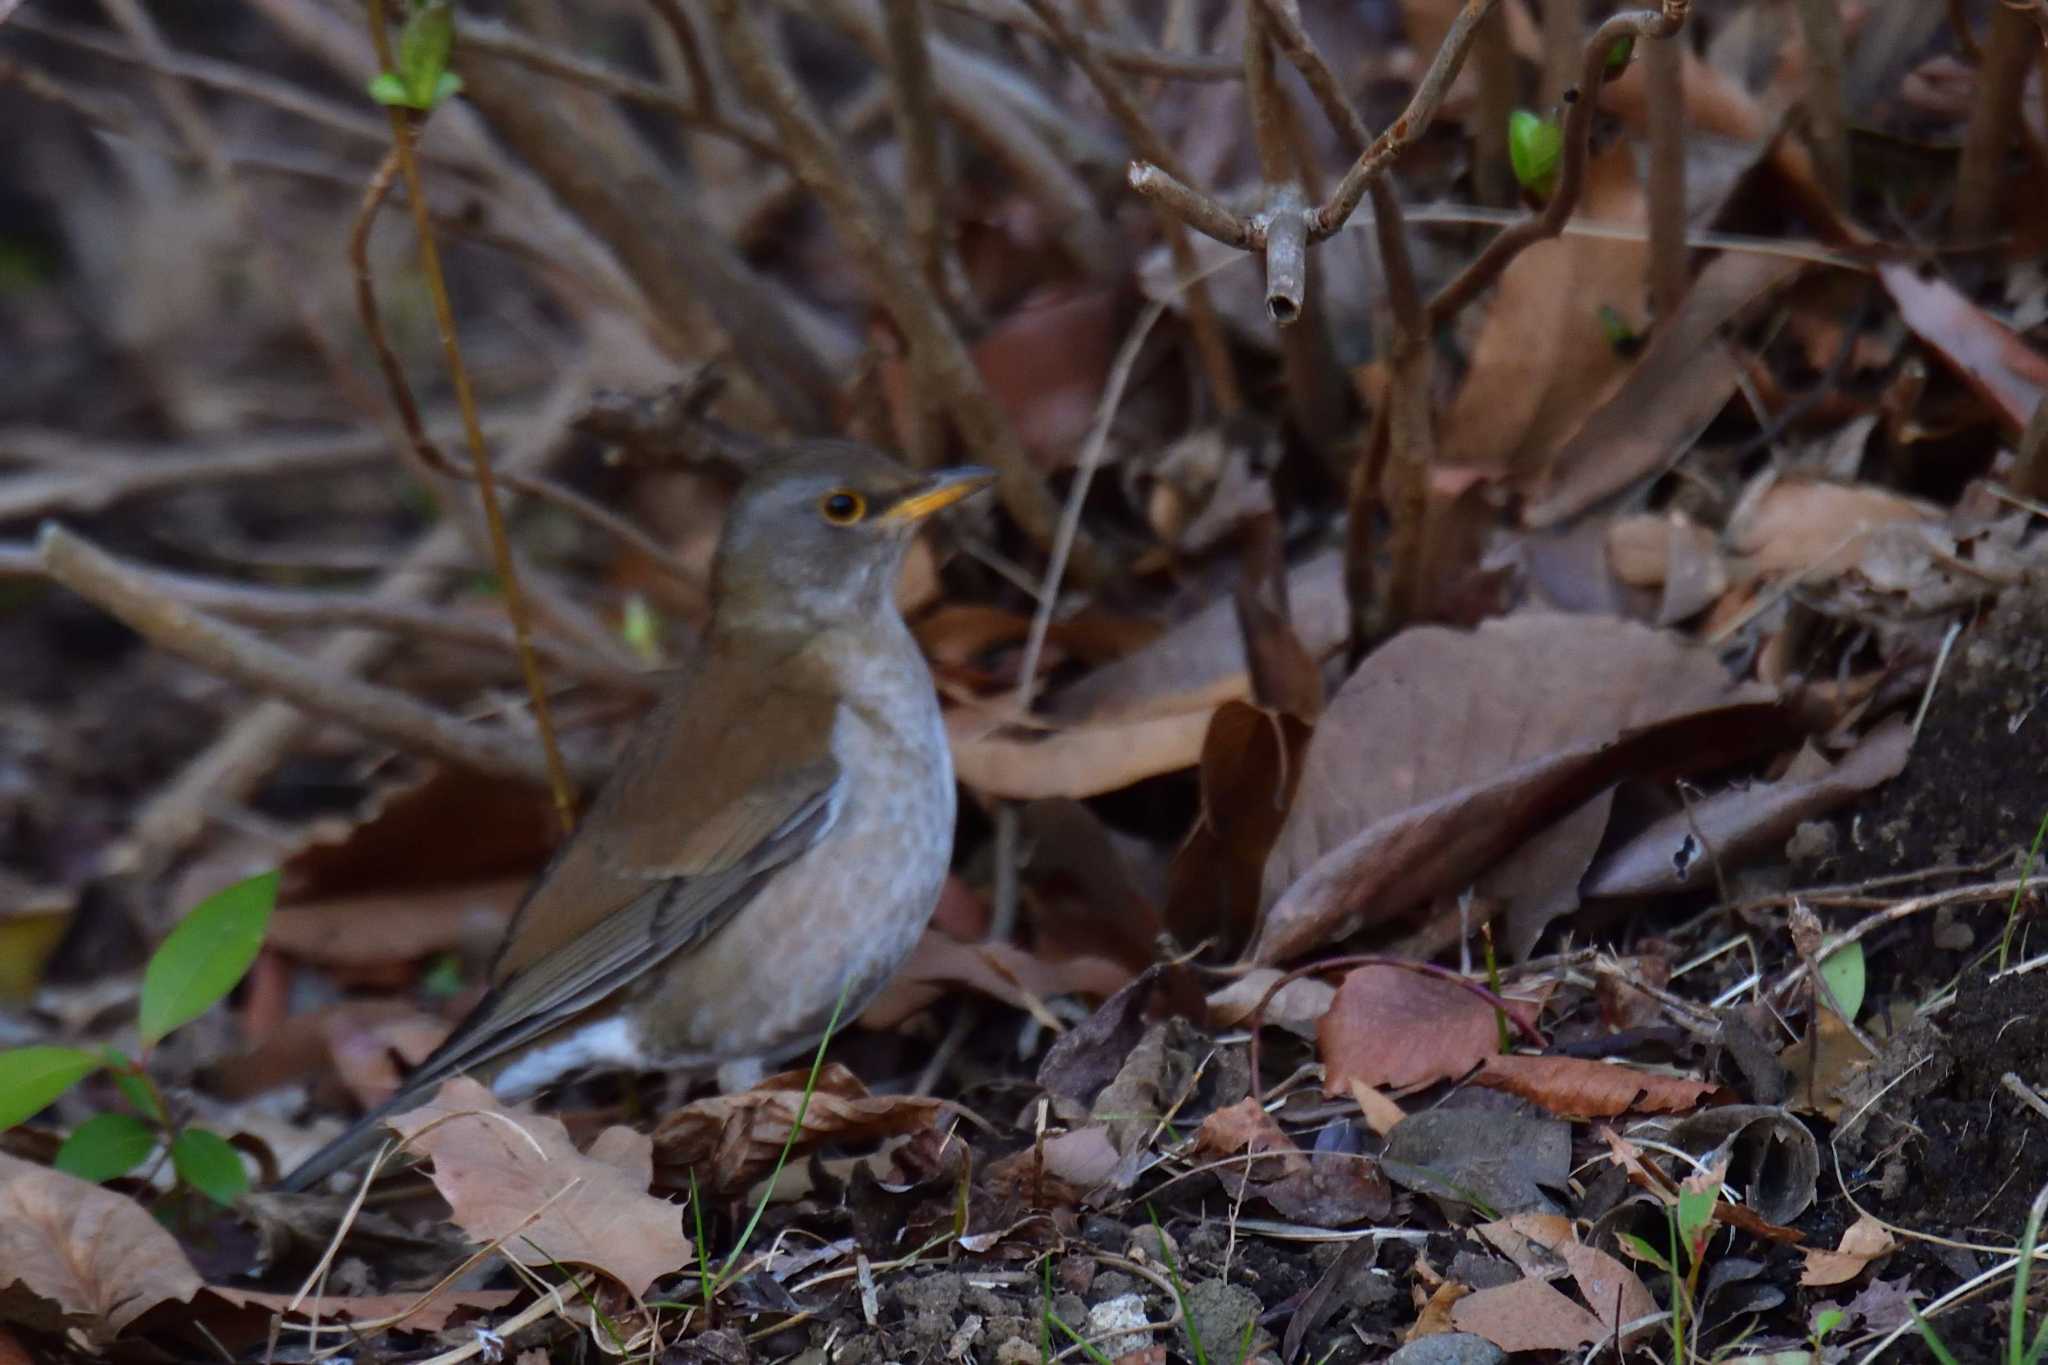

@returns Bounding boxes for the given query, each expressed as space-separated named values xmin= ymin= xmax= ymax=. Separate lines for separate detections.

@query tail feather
xmin=274 ymin=1084 xmax=426 ymax=1192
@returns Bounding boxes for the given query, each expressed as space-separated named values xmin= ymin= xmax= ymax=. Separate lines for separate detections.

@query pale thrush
xmin=278 ymin=441 xmax=992 ymax=1191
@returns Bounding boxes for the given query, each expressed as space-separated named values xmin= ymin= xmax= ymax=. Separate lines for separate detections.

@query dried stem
xmin=39 ymin=526 xmax=607 ymax=791
xmin=1645 ymin=29 xmax=1688 ymax=317
xmin=0 ymin=544 xmax=652 ymax=692
xmin=1540 ymin=0 xmax=1581 ymax=105
xmin=2014 ymin=395 xmax=2048 ymax=503
xmin=881 ymin=0 xmax=950 ymax=299
xmin=1792 ymin=0 xmax=1850 ymax=206
xmin=703 ymin=0 xmax=1085 ymax=568
xmin=1469 ymin=4 xmax=1517 ymax=206
xmin=1427 ymin=2 xmax=1693 ymax=329
xmin=1952 ymin=0 xmax=2037 ymax=241
xmin=366 ymin=0 xmax=577 ymax=832
xmin=459 ymin=15 xmax=780 ymax=160
xmin=1022 ymin=0 xmax=1242 ymax=413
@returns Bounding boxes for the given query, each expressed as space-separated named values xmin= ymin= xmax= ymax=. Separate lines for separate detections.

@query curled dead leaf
xmin=0 ymin=1153 xmax=203 ymax=1342
xmin=1799 ymin=1212 xmax=1898 ymax=1287
xmin=653 ymin=1063 xmax=943 ymax=1196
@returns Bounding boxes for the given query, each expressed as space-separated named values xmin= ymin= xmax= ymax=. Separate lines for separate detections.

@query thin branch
xmin=1469 ymin=3 xmax=1517 ymax=206
xmin=1793 ymin=0 xmax=1850 ymax=206
xmin=0 ymin=543 xmax=653 ymax=693
xmin=366 ymin=0 xmax=578 ymax=831
xmin=881 ymin=0 xmax=950 ymax=300
xmin=0 ymin=427 xmax=412 ymax=521
xmin=1020 ymin=0 xmax=1242 ymax=412
xmin=1953 ymin=0 xmax=2037 ymax=240
xmin=703 ymin=0 xmax=1084 ymax=568
xmin=1427 ymin=2 xmax=1693 ymax=328
xmin=39 ymin=525 xmax=608 ymax=790
xmin=1645 ymin=28 xmax=1688 ymax=317
xmin=815 ymin=0 xmax=1117 ymax=275
xmin=1541 ymin=0 xmax=1581 ymax=105
xmin=933 ymin=0 xmax=1243 ymax=79
xmin=1262 ymin=185 xmax=1309 ymax=325
xmin=458 ymin=14 xmax=781 ymax=160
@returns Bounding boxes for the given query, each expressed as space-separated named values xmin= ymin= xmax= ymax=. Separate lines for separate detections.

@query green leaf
xmin=431 ymin=70 xmax=464 ymax=105
xmin=1508 ymin=110 xmax=1562 ymax=199
xmin=56 ymin=1113 xmax=159 ymax=1183
xmin=1604 ymin=36 xmax=1636 ymax=76
xmin=367 ymin=71 xmax=411 ymax=107
xmin=620 ymin=593 xmax=663 ymax=665
xmin=1616 ymin=1232 xmax=1675 ymax=1275
xmin=140 ymin=870 xmax=279 ymax=1048
xmin=0 ymin=1047 xmax=102 ymax=1130
xmin=170 ymin=1128 xmax=249 ymax=1206
xmin=1811 ymin=1307 xmax=1844 ymax=1340
xmin=398 ymin=2 xmax=455 ymax=93
xmin=1818 ymin=939 xmax=1865 ymax=1024
xmin=1677 ymin=1184 xmax=1717 ymax=1264
xmin=103 ymin=1047 xmax=165 ymax=1122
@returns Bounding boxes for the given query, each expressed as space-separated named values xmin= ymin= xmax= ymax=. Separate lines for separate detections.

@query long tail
xmin=274 ymin=1082 xmax=430 ymax=1192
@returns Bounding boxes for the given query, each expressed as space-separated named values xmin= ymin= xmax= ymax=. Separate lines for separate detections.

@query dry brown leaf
xmin=1879 ymin=261 xmax=2048 ymax=432
xmin=1255 ymin=614 xmax=1783 ymax=963
xmin=387 ymin=1079 xmax=690 ymax=1296
xmin=267 ymin=881 xmax=522 ymax=968
xmin=1047 ymin=552 xmax=1345 ymax=726
xmin=859 ymin=931 xmax=1134 ymax=1028
xmin=1318 ymin=965 xmax=1540 ymax=1094
xmin=202 ymin=1286 xmax=519 ymax=1335
xmin=947 ymin=705 xmax=1214 ymax=800
xmin=1472 ymin=1054 xmax=1724 ymax=1118
xmin=0 ymin=1153 xmax=203 ymax=1341
xmin=1726 ymin=479 xmax=1942 ymax=580
xmin=1192 ymin=1097 xmax=1309 ymax=1178
xmin=1448 ymin=1275 xmax=1607 ymax=1352
xmin=1347 ymin=1079 xmax=1408 ymax=1136
xmin=1206 ymin=967 xmax=1334 ymax=1038
xmin=1529 ymin=251 xmax=1803 ymax=526
xmin=651 ymin=1063 xmax=942 ymax=1194
xmin=1800 ymin=1212 xmax=1899 ymax=1286
xmin=1471 ymin=1209 xmax=1656 ymax=1336
xmin=1586 ymin=718 xmax=1913 ymax=898
xmin=1166 ymin=701 xmax=1313 ymax=955
xmin=1439 ymin=145 xmax=1648 ymax=481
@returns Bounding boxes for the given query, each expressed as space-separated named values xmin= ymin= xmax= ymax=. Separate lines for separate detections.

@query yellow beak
xmin=880 ymin=466 xmax=998 ymax=524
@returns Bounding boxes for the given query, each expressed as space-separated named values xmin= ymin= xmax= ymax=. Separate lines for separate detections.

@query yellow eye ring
xmin=819 ymin=490 xmax=866 ymax=525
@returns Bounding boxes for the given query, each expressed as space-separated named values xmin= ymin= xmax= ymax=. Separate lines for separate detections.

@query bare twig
xmin=1262 ymin=184 xmax=1310 ymax=325
xmin=367 ymin=0 xmax=578 ymax=830
xmin=1469 ymin=3 xmax=1517 ymax=206
xmin=0 ymin=427 xmax=420 ymax=522
xmin=704 ymin=0 xmax=1083 ymax=567
xmin=933 ymin=0 xmax=1242 ymax=79
xmin=1022 ymin=0 xmax=1242 ymax=413
xmin=457 ymin=15 xmax=780 ymax=160
xmin=881 ymin=0 xmax=950 ymax=301
xmin=0 ymin=542 xmax=651 ymax=691
xmin=815 ymin=0 xmax=1117 ymax=275
xmin=38 ymin=525 xmax=606 ymax=790
xmin=1645 ymin=28 xmax=1688 ymax=316
xmin=2015 ymin=395 xmax=2048 ymax=502
xmin=1541 ymin=0 xmax=1581 ymax=104
xmin=1427 ymin=2 xmax=1692 ymax=328
xmin=1953 ymin=0 xmax=2037 ymax=240
xmin=1793 ymin=0 xmax=1850 ymax=206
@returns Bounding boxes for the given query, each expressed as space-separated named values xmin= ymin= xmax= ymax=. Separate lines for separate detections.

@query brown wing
xmin=396 ymin=646 xmax=845 ymax=1094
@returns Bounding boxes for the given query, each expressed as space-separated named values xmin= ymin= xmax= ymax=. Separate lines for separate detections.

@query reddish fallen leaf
xmin=1192 ymin=1097 xmax=1309 ymax=1178
xmin=201 ymin=1285 xmax=519 ymax=1335
xmin=1448 ymin=1275 xmax=1606 ymax=1352
xmin=1800 ymin=1212 xmax=1898 ymax=1286
xmin=1255 ymin=614 xmax=1785 ymax=963
xmin=266 ymin=881 xmax=522 ymax=968
xmin=0 ymin=1152 xmax=203 ymax=1341
xmin=1725 ymin=478 xmax=1943 ymax=581
xmin=1472 ymin=1054 xmax=1724 ymax=1118
xmin=651 ymin=1063 xmax=943 ymax=1194
xmin=1879 ymin=261 xmax=2048 ymax=432
xmin=859 ymin=930 xmax=1134 ymax=1028
xmin=388 ymin=1079 xmax=691 ymax=1297
xmin=1318 ymin=965 xmax=1541 ymax=1094
xmin=1165 ymin=701 xmax=1314 ymax=955
xmin=1474 ymin=1212 xmax=1657 ymax=1338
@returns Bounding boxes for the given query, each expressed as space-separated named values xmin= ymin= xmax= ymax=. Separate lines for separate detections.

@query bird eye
xmin=819 ymin=490 xmax=866 ymax=525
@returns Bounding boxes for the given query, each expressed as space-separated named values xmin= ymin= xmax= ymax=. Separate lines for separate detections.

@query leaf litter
xmin=4 ymin=0 xmax=2048 ymax=1358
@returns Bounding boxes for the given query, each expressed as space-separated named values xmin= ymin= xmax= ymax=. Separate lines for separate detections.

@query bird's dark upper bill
xmin=881 ymin=467 xmax=997 ymax=523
